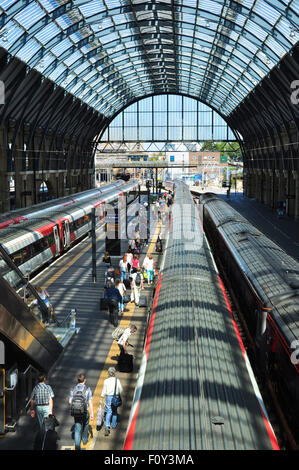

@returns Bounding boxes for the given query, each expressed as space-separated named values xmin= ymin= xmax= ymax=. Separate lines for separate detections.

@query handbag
xmin=111 ymin=378 xmax=122 ymax=407
xmin=123 ymin=294 xmax=130 ymax=303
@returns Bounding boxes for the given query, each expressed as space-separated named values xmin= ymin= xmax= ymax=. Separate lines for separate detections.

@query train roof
xmin=200 ymin=193 xmax=299 ymax=345
xmin=0 ymin=181 xmax=138 ymax=252
xmin=0 ymin=180 xmax=125 ymax=224
xmin=128 ymin=182 xmax=277 ymax=450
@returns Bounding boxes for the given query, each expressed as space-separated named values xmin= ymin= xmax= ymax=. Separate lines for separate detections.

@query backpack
xmin=112 ymin=326 xmax=125 ymax=341
xmin=135 ymin=273 xmax=142 ymax=286
xmin=105 ymin=277 xmax=114 ymax=289
xmin=70 ymin=385 xmax=88 ymax=417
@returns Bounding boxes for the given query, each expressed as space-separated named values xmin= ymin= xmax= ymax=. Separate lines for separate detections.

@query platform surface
xmin=0 ymin=221 xmax=161 ymax=451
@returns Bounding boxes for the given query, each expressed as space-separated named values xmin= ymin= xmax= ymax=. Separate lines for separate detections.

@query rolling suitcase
xmin=100 ymin=298 xmax=109 ymax=311
xmin=117 ymin=353 xmax=133 ymax=373
xmin=123 ymin=279 xmax=131 ymax=289
xmin=139 ymin=296 xmax=147 ymax=308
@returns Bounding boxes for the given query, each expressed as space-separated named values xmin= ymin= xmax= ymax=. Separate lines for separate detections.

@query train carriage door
xmin=53 ymin=225 xmax=60 ymax=254
xmin=62 ymin=220 xmax=70 ymax=248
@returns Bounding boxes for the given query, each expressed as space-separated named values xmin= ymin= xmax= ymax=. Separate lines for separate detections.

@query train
xmin=199 ymin=192 xmax=299 ymax=440
xmin=0 ymin=180 xmax=138 ymax=289
xmin=0 ymin=180 xmax=128 ymax=230
xmin=124 ymin=182 xmax=278 ymax=450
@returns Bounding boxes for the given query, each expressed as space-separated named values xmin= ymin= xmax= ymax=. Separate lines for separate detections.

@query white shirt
xmin=119 ymin=259 xmax=127 ymax=270
xmin=146 ymin=259 xmax=154 ymax=270
xmin=101 ymin=377 xmax=123 ymax=397
xmin=117 ymin=327 xmax=131 ymax=346
xmin=117 ymin=282 xmax=126 ymax=296
xmin=142 ymin=256 xmax=150 ymax=270
xmin=126 ymin=253 xmax=133 ymax=264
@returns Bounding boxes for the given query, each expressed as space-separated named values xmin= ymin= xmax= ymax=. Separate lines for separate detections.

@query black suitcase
xmin=100 ymin=298 xmax=109 ymax=311
xmin=139 ymin=296 xmax=147 ymax=307
xmin=34 ymin=415 xmax=60 ymax=450
xmin=117 ymin=353 xmax=133 ymax=373
xmin=123 ymin=279 xmax=131 ymax=289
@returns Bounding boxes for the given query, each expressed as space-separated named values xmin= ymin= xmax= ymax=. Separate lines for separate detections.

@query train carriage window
xmin=47 ymin=233 xmax=54 ymax=246
xmin=12 ymin=244 xmax=32 ymax=266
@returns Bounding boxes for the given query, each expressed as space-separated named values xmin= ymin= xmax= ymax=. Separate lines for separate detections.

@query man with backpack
xmin=105 ymin=283 xmax=123 ymax=326
xmin=69 ymin=373 xmax=94 ymax=450
xmin=130 ymin=267 xmax=144 ymax=306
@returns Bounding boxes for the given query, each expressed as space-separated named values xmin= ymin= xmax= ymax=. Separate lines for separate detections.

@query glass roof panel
xmin=0 ymin=0 xmax=297 ymax=117
xmin=14 ymin=2 xmax=45 ymax=29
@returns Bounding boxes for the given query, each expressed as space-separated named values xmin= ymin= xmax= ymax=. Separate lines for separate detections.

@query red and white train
xmin=0 ymin=180 xmax=138 ymax=288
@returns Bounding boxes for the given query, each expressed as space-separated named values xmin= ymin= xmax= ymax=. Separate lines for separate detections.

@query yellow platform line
xmin=81 ymin=222 xmax=161 ymax=450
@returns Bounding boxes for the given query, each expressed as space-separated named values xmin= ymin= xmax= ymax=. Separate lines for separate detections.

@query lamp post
xmin=145 ymin=180 xmax=151 ymax=244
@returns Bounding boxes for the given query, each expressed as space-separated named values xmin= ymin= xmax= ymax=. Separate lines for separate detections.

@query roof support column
xmin=0 ymin=126 xmax=9 ymax=213
xmin=295 ymin=171 xmax=299 ymax=222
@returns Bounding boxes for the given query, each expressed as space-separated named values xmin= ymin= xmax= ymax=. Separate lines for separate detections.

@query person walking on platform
xmin=100 ymin=367 xmax=123 ymax=437
xmin=119 ymin=255 xmax=128 ymax=282
xmin=125 ymin=248 xmax=133 ymax=273
xmin=131 ymin=253 xmax=140 ymax=273
xmin=30 ymin=373 xmax=54 ymax=429
xmin=105 ymin=264 xmax=115 ymax=287
xmin=69 ymin=373 xmax=94 ymax=451
xmin=130 ymin=267 xmax=144 ymax=306
xmin=145 ymin=254 xmax=154 ymax=285
xmin=102 ymin=251 xmax=111 ymax=268
xmin=105 ymin=283 xmax=122 ymax=326
xmin=115 ymin=278 xmax=126 ymax=314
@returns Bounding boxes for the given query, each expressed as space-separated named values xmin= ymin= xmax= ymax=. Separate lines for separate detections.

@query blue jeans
xmin=74 ymin=412 xmax=89 ymax=450
xmin=118 ymin=295 xmax=124 ymax=312
xmin=36 ymin=405 xmax=50 ymax=429
xmin=147 ymin=270 xmax=154 ymax=282
xmin=105 ymin=396 xmax=118 ymax=429
xmin=120 ymin=269 xmax=126 ymax=282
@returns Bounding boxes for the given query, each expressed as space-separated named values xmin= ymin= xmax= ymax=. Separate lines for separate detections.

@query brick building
xmin=188 ymin=151 xmax=228 ymax=183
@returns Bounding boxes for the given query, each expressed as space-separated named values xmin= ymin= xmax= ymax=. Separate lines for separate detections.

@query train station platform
xmin=0 ymin=218 xmax=163 ymax=451
xmin=191 ymin=185 xmax=299 ymax=262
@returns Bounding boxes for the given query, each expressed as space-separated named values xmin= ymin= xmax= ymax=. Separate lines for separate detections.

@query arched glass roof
xmin=0 ymin=0 xmax=298 ymax=118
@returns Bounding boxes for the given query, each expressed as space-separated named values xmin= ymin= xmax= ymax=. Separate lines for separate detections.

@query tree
xmin=200 ymin=141 xmax=242 ymax=161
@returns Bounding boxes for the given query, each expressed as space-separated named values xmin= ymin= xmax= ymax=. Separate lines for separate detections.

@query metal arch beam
xmin=271 ymin=67 xmax=299 ymax=132
xmin=262 ymin=75 xmax=298 ymax=170
xmin=2 ymin=0 xmax=295 ymax=117
xmin=248 ymin=87 xmax=283 ymax=170
xmin=6 ymin=2 xmax=292 ymax=62
xmin=66 ymin=107 xmax=100 ymax=168
xmin=3 ymin=0 xmax=298 ymax=35
xmin=61 ymin=39 xmax=266 ymax=91
xmin=0 ymin=58 xmax=28 ymax=128
xmin=46 ymin=94 xmax=77 ymax=170
xmin=80 ymin=50 xmax=253 ymax=96
xmin=8 ymin=73 xmax=43 ymax=170
xmin=231 ymin=104 xmax=264 ymax=169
